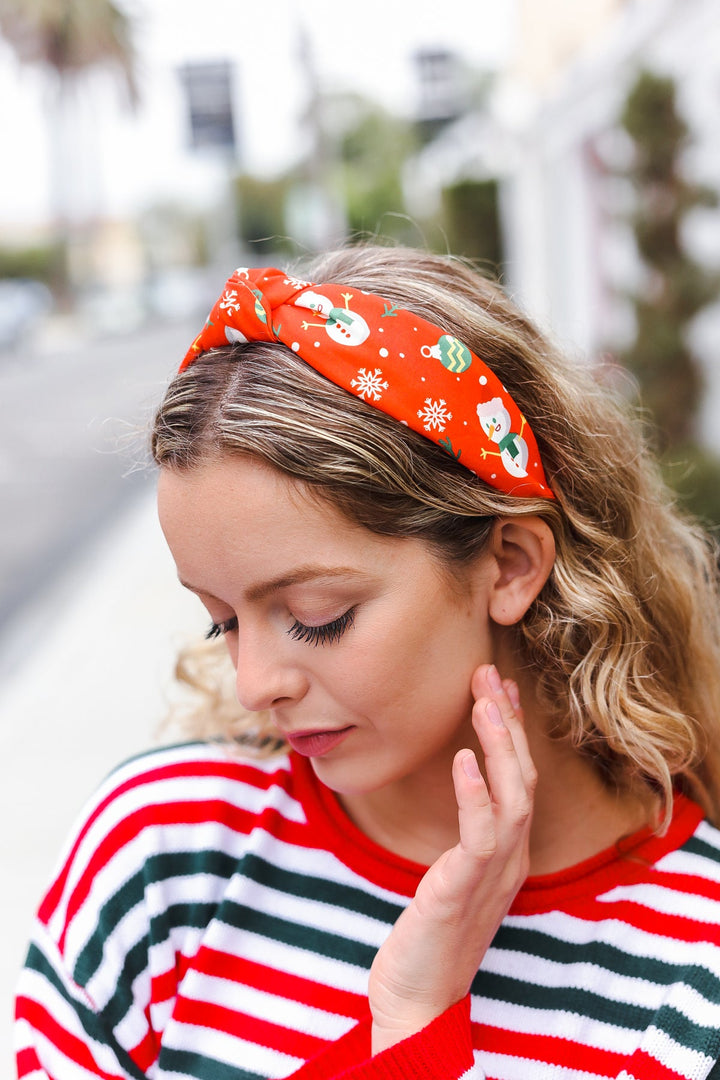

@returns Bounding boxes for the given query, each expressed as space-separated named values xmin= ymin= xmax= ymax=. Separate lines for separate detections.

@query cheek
xmin=339 ymin=598 xmax=487 ymax=719
xmin=400 ymin=592 xmax=490 ymax=674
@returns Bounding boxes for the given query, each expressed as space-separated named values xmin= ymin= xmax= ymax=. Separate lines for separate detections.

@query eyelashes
xmin=205 ymin=609 xmax=356 ymax=647
xmin=205 ymin=616 xmax=238 ymax=640
xmin=287 ymin=608 xmax=356 ymax=647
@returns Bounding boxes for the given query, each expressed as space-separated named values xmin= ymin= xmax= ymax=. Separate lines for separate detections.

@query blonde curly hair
xmin=151 ymin=244 xmax=720 ymax=825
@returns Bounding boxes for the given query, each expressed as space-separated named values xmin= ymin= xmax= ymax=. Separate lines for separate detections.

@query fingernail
xmin=487 ymin=665 xmax=502 ymax=692
xmin=486 ymin=700 xmax=505 ymax=727
xmin=462 ymin=752 xmax=481 ymax=779
xmin=506 ymin=680 xmax=521 ymax=711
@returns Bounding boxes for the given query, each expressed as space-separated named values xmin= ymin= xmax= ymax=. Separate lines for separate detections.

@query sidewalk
xmin=0 ymin=486 xmax=205 ymax=1075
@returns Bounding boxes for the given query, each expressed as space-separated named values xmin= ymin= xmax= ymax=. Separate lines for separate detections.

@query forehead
xmin=158 ymin=456 xmax=346 ymax=545
xmin=156 ymin=456 xmax=429 ymax=595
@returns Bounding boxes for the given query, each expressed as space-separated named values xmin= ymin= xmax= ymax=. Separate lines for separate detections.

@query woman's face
xmin=158 ymin=455 xmax=498 ymax=799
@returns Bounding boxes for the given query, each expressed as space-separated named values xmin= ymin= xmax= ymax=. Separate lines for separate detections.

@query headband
xmin=180 ymin=267 xmax=554 ymax=499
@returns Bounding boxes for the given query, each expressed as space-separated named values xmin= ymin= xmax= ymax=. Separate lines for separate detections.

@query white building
xmin=503 ymin=0 xmax=720 ymax=354
xmin=409 ymin=0 xmax=720 ymax=450
xmin=0 ymin=0 xmax=513 ymax=271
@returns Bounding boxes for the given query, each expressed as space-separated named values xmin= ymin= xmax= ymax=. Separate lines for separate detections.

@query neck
xmin=525 ymin=733 xmax=657 ymax=875
xmin=339 ymin=768 xmax=463 ymax=867
xmin=336 ymin=698 xmax=658 ymax=875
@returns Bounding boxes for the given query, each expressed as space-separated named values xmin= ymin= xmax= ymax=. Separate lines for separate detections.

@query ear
xmin=486 ymin=517 xmax=556 ymax=626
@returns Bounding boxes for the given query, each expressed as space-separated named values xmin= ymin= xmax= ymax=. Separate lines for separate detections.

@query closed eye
xmin=287 ymin=608 xmax=356 ymax=647
xmin=205 ymin=616 xmax=238 ymax=640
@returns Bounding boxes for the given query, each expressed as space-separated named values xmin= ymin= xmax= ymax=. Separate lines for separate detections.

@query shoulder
xmin=600 ymin=801 xmax=720 ymax=945
xmin=681 ymin=816 xmax=720 ymax=870
xmin=36 ymin=741 xmax=298 ymax=934
xmin=664 ymin=813 xmax=720 ymax=906
xmin=88 ymin=738 xmax=296 ymax=821
xmin=72 ymin=738 xmax=297 ymax=843
xmin=655 ymin=801 xmax=720 ymax=886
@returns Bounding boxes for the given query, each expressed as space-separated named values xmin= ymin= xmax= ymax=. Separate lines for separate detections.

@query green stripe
xmin=158 ymin=1046 xmax=267 ymax=1080
xmin=77 ymin=904 xmax=217 ymax=1032
xmin=476 ymin=935 xmax=720 ymax=1052
xmin=653 ymin=998 xmax=720 ymax=1060
xmin=149 ymin=898 xmax=225 ymax=945
xmin=75 ymin=848 xmax=400 ymax=986
xmin=219 ymin=898 xmax=377 ymax=968
xmin=74 ymin=870 xmax=144 ymax=984
xmin=473 ymin=968 xmax=650 ymax=1030
xmin=22 ymin=944 xmax=147 ymax=1080
xmin=75 ymin=849 xmax=240 ymax=981
xmin=73 ymin=842 xmax=396 ymax=1020
xmin=97 ymin=933 xmax=151 ymax=1031
xmin=76 ymin=896 xmax=217 ymax=1000
xmin=494 ymin=924 xmax=716 ymax=988
xmin=67 ymin=842 xmax=389 ymax=1037
xmin=683 ymin=834 xmax=720 ymax=866
xmin=474 ymin=965 xmax=720 ymax=1057
xmin=94 ymin=901 xmax=233 ymax=1033
xmin=238 ymin=852 xmax=403 ymax=925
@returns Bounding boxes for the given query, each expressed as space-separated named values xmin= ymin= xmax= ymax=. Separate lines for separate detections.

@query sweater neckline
xmin=290 ymin=751 xmax=704 ymax=910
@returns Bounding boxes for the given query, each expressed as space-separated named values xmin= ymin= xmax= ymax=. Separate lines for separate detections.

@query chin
xmin=310 ymin=758 xmax=377 ymax=795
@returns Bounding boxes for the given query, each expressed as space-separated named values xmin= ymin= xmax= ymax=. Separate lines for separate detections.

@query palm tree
xmin=0 ymin=0 xmax=138 ymax=300
xmin=0 ymin=0 xmax=137 ymax=101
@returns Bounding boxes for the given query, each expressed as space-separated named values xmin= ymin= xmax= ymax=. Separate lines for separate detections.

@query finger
xmin=472 ymin=664 xmax=516 ymax=727
xmin=451 ymin=749 xmax=495 ymax=858
xmin=441 ymin=749 xmax=502 ymax=898
xmin=472 ymin=695 xmax=534 ymax=833
xmin=502 ymin=677 xmax=523 ymax=717
xmin=472 ymin=666 xmax=535 ymax=791
xmin=470 ymin=667 xmax=525 ymax=788
xmin=500 ymin=678 xmax=536 ymax=790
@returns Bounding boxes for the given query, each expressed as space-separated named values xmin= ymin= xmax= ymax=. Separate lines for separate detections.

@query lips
xmin=284 ymin=726 xmax=354 ymax=757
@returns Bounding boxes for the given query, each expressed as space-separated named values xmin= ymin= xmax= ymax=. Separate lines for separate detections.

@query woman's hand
xmin=368 ymin=664 xmax=536 ymax=1054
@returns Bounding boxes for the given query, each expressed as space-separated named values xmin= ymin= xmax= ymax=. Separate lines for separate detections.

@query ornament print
xmin=421 ymin=334 xmax=473 ymax=373
xmin=179 ymin=265 xmax=554 ymax=499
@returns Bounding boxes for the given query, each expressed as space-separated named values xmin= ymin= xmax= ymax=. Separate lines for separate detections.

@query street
xmin=0 ymin=315 xmax=200 ymax=637
xmin=0 ymin=315 xmax=210 ymax=1074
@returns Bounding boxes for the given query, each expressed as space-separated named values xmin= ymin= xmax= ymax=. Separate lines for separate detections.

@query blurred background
xmin=1 ymin=0 xmax=720 ymax=1068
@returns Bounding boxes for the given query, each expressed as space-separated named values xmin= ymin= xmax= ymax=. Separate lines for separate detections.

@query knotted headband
xmin=180 ymin=267 xmax=554 ymax=499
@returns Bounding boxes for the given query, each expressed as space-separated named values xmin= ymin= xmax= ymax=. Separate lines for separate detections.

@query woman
xmin=16 ymin=245 xmax=720 ymax=1078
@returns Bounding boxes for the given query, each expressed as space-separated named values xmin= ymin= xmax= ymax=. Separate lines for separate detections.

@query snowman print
xmin=295 ymin=290 xmax=370 ymax=346
xmin=476 ymin=397 xmax=529 ymax=478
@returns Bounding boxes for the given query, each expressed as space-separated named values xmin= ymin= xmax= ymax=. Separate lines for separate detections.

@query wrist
xmin=370 ymin=996 xmax=465 ymax=1055
xmin=370 ymin=995 xmax=474 ymax=1064
xmin=371 ymin=1016 xmax=433 ymax=1056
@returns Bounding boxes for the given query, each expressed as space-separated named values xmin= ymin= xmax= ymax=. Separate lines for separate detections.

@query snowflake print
xmin=284 ymin=276 xmax=311 ymax=291
xmin=417 ymin=397 xmax=452 ymax=432
xmin=351 ymin=367 xmax=389 ymax=402
xmin=219 ymin=289 xmax=241 ymax=313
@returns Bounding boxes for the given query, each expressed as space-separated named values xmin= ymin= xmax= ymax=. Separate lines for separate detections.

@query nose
xmin=232 ymin=630 xmax=308 ymax=713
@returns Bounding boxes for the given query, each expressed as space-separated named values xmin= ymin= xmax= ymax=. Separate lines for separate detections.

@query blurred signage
xmin=414 ymin=48 xmax=463 ymax=138
xmin=179 ymin=60 xmax=238 ymax=155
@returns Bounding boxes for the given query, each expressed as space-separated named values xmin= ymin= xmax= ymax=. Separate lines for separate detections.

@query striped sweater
xmin=15 ymin=739 xmax=720 ymax=1080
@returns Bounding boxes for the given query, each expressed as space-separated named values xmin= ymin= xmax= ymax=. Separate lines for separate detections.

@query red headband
xmin=180 ymin=267 xmax=554 ymax=500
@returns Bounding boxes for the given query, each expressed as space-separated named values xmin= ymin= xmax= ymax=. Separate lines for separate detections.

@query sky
xmin=142 ymin=0 xmax=517 ymax=154
xmin=0 ymin=0 xmax=517 ymax=229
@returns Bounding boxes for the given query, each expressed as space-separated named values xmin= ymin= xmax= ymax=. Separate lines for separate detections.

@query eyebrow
xmin=179 ymin=565 xmax=367 ymax=603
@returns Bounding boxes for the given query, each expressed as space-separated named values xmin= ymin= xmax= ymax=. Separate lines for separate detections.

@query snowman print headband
xmin=180 ymin=266 xmax=554 ymax=500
